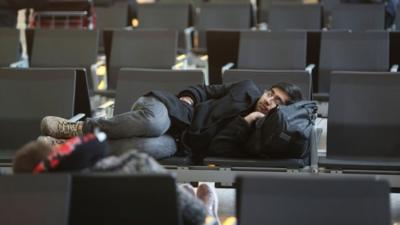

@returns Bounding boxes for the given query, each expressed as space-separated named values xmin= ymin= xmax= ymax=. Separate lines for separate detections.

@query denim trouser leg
xmin=107 ymin=135 xmax=177 ymax=159
xmin=84 ymin=96 xmax=171 ymax=139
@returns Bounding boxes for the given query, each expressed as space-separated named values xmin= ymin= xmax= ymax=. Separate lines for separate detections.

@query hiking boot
xmin=37 ymin=136 xmax=67 ymax=147
xmin=41 ymin=116 xmax=83 ymax=139
xmin=196 ymin=183 xmax=220 ymax=225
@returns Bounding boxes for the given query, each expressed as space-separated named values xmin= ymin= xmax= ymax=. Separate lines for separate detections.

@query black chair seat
xmin=159 ymin=156 xmax=192 ymax=166
xmin=319 ymin=156 xmax=400 ymax=171
xmin=204 ymin=157 xmax=306 ymax=168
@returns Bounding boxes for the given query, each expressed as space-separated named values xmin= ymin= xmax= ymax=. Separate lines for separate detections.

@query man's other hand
xmin=179 ymin=96 xmax=194 ymax=106
xmin=244 ymin=111 xmax=265 ymax=124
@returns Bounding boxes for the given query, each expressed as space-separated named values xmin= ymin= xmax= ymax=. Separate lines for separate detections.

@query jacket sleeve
xmin=177 ymin=83 xmax=233 ymax=105
xmin=208 ymin=116 xmax=253 ymax=157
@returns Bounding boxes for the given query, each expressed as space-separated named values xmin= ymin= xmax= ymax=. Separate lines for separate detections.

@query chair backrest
xmin=196 ymin=3 xmax=252 ymax=30
xmin=0 ymin=28 xmax=20 ymax=67
xmin=114 ymin=68 xmax=204 ymax=114
xmin=223 ymin=69 xmax=312 ymax=100
xmin=69 ymin=174 xmax=181 ymax=225
xmin=268 ymin=3 xmax=322 ymax=31
xmin=30 ymin=29 xmax=98 ymax=68
xmin=0 ymin=68 xmax=76 ymax=151
xmin=0 ymin=174 xmax=71 ymax=225
xmin=258 ymin=0 xmax=303 ymax=23
xmin=327 ymin=72 xmax=400 ymax=158
xmin=95 ymin=1 xmax=129 ymax=29
xmin=331 ymin=3 xmax=385 ymax=31
xmin=237 ymin=175 xmax=391 ymax=225
xmin=108 ymin=29 xmax=178 ymax=89
xmin=137 ymin=3 xmax=190 ymax=51
xmin=195 ymin=2 xmax=252 ymax=50
xmin=237 ymin=31 xmax=307 ymax=70
xmin=318 ymin=31 xmax=389 ymax=93
xmin=138 ymin=3 xmax=190 ymax=30
xmin=29 ymin=29 xmax=99 ymax=90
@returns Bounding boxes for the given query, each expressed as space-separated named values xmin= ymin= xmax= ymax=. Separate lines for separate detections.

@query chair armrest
xmin=221 ymin=62 xmax=235 ymax=74
xmin=96 ymin=100 xmax=115 ymax=119
xmin=69 ymin=113 xmax=86 ymax=122
xmin=184 ymin=26 xmax=195 ymax=53
xmin=310 ymin=126 xmax=323 ymax=173
xmin=9 ymin=58 xmax=29 ymax=68
xmin=312 ymin=93 xmax=329 ymax=102
xmin=256 ymin=22 xmax=268 ymax=31
xmin=305 ymin=64 xmax=315 ymax=76
xmin=184 ymin=26 xmax=195 ymax=35
xmin=98 ymin=100 xmax=114 ymax=110
xmin=391 ymin=64 xmax=399 ymax=72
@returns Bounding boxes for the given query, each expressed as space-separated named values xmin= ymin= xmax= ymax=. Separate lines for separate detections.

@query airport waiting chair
xmin=0 ymin=68 xmax=91 ymax=163
xmin=330 ymin=3 xmax=385 ymax=31
xmin=235 ymin=31 xmax=308 ymax=70
xmin=27 ymin=29 xmax=99 ymax=91
xmin=0 ymin=174 xmax=71 ymax=225
xmin=106 ymin=29 xmax=178 ymax=90
xmin=194 ymin=2 xmax=252 ymax=52
xmin=258 ymin=0 xmax=303 ymax=24
xmin=236 ymin=175 xmax=391 ymax=225
xmin=268 ymin=3 xmax=322 ymax=31
xmin=70 ymin=174 xmax=181 ymax=225
xmin=317 ymin=31 xmax=390 ymax=94
xmin=0 ymin=28 xmax=21 ymax=67
xmin=319 ymin=72 xmax=400 ymax=172
xmin=95 ymin=0 xmax=130 ymax=29
xmin=137 ymin=3 xmax=191 ymax=53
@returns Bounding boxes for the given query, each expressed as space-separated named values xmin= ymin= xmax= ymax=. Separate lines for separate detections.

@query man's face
xmin=255 ymin=87 xmax=291 ymax=114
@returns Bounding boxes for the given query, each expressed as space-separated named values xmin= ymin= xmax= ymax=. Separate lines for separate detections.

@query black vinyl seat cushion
xmin=204 ymin=157 xmax=307 ymax=168
xmin=319 ymin=156 xmax=400 ymax=171
xmin=158 ymin=156 xmax=192 ymax=166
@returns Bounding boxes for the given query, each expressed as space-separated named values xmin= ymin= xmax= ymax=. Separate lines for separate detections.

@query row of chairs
xmin=1 ymin=68 xmax=399 ymax=187
xmin=1 ymin=28 xmax=399 ymax=94
xmin=0 ymin=174 xmax=392 ymax=225
xmin=94 ymin=1 xmax=399 ymax=51
xmin=0 ymin=174 xmax=180 ymax=225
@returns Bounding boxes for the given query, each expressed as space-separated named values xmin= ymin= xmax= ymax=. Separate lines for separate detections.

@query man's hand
xmin=179 ymin=96 xmax=194 ymax=106
xmin=244 ymin=111 xmax=265 ymax=124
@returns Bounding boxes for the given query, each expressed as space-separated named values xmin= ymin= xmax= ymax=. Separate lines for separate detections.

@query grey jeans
xmin=85 ymin=96 xmax=176 ymax=159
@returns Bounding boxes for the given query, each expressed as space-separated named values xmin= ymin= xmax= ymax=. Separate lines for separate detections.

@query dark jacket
xmin=149 ymin=80 xmax=262 ymax=159
xmin=208 ymin=116 xmax=254 ymax=158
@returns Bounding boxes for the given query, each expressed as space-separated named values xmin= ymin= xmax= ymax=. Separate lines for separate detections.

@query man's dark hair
xmin=270 ymin=82 xmax=303 ymax=104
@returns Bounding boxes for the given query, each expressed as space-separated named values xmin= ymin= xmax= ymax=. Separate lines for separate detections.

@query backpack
xmin=246 ymin=101 xmax=317 ymax=162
